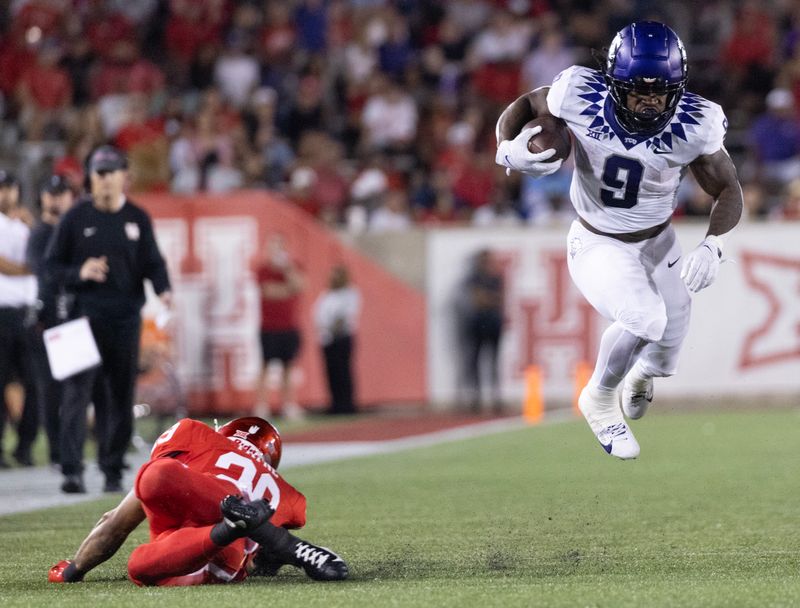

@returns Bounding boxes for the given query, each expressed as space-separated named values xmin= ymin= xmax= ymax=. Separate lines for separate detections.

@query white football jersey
xmin=546 ymin=66 xmax=728 ymax=233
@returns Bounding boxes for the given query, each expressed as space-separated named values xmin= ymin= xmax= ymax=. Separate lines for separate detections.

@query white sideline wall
xmin=426 ymin=221 xmax=800 ymax=407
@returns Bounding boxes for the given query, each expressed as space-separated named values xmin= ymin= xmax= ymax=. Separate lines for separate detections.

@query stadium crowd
xmin=1 ymin=0 xmax=799 ymax=230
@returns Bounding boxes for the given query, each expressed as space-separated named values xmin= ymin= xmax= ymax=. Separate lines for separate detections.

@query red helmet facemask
xmin=217 ymin=416 xmax=283 ymax=469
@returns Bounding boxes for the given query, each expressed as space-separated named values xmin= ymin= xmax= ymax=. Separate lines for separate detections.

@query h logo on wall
xmin=511 ymin=250 xmax=598 ymax=386
xmin=146 ymin=215 xmax=262 ymax=411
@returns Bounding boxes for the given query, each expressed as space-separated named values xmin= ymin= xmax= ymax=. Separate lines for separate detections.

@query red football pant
xmin=128 ymin=458 xmax=244 ymax=586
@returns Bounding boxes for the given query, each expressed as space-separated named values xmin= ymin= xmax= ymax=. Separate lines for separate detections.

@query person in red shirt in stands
xmin=17 ymin=39 xmax=72 ymax=140
xmin=165 ymin=0 xmax=226 ymax=72
xmin=0 ymin=29 xmax=34 ymax=104
xmin=255 ymin=234 xmax=305 ymax=420
xmin=90 ymin=40 xmax=166 ymax=101
xmin=114 ymin=93 xmax=169 ymax=192
xmin=49 ymin=416 xmax=348 ymax=585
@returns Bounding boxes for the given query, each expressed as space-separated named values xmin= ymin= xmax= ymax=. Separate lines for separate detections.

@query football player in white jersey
xmin=495 ymin=21 xmax=743 ymax=459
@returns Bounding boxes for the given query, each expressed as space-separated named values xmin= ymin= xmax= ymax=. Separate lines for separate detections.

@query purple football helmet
xmin=604 ymin=21 xmax=688 ymax=134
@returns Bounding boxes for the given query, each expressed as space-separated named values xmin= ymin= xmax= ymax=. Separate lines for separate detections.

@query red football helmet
xmin=218 ymin=416 xmax=282 ymax=469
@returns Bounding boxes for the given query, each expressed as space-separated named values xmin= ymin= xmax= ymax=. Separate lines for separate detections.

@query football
xmin=525 ymin=115 xmax=572 ymax=161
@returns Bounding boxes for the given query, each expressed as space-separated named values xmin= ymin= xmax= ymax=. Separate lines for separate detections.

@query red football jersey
xmin=149 ymin=419 xmax=306 ymax=529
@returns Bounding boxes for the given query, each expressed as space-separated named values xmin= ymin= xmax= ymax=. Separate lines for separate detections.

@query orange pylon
xmin=573 ymin=360 xmax=593 ymax=415
xmin=522 ymin=365 xmax=544 ymax=424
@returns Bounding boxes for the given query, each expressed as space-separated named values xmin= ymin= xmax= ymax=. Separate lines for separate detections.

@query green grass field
xmin=1 ymin=409 xmax=799 ymax=607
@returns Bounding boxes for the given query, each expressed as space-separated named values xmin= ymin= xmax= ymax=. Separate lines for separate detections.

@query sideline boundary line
xmin=0 ymin=412 xmax=576 ymax=516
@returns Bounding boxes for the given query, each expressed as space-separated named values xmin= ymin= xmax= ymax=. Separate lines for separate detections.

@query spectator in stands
xmin=314 ymin=264 xmax=361 ymax=415
xmin=16 ymin=37 xmax=72 ymax=141
xmin=521 ymin=28 xmax=577 ymax=93
xmin=348 ymin=163 xmax=389 ymax=222
xmin=436 ymin=120 xmax=476 ymax=177
xmin=169 ymin=105 xmax=241 ymax=193
xmin=467 ymin=9 xmax=531 ymax=70
xmin=189 ymin=42 xmax=219 ymax=92
xmin=0 ymin=27 xmax=35 ymax=116
xmin=164 ymin=0 xmax=225 ymax=84
xmin=290 ymin=131 xmax=350 ymax=224
xmin=60 ymin=34 xmax=94 ymax=108
xmin=83 ymin=5 xmax=136 ymax=61
xmin=360 ymin=75 xmax=418 ymax=155
xmin=446 ymin=0 xmax=492 ymax=38
xmin=295 ymin=0 xmax=328 ymax=54
xmin=261 ymin=3 xmax=296 ymax=66
xmin=368 ymin=189 xmax=412 ymax=233
xmin=342 ymin=24 xmax=379 ymax=94
xmin=241 ymin=87 xmax=294 ymax=189
xmin=89 ymin=39 xmax=165 ymax=102
xmin=451 ymin=152 xmax=498 ymax=214
xmin=213 ymin=31 xmax=260 ymax=110
xmin=25 ymin=174 xmax=75 ymax=468
xmin=9 ymin=0 xmax=64 ymax=42
xmin=228 ymin=1 xmax=263 ymax=44
xmin=417 ymin=188 xmax=463 ymax=226
xmin=721 ymin=1 xmax=777 ymax=111
xmin=254 ymin=234 xmax=305 ymax=421
xmin=114 ymin=94 xmax=169 ymax=192
xmin=284 ymin=75 xmax=326 ymax=149
xmin=748 ymin=88 xmax=800 ymax=192
xmin=379 ymin=11 xmax=413 ymax=81
xmin=52 ymin=107 xmax=105 ymax=190
xmin=467 ymin=9 xmax=532 ymax=107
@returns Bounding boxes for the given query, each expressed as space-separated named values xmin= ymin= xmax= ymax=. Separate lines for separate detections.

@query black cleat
xmin=13 ymin=450 xmax=33 ymax=467
xmin=103 ymin=477 xmax=123 ymax=493
xmin=61 ymin=475 xmax=86 ymax=494
xmin=220 ymin=495 xmax=274 ymax=532
xmin=292 ymin=541 xmax=349 ymax=581
xmin=250 ymin=548 xmax=284 ymax=577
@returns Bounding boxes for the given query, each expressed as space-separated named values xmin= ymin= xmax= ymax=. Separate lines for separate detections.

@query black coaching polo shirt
xmin=45 ymin=197 xmax=170 ymax=320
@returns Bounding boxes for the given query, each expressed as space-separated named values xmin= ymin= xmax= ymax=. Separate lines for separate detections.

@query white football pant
xmin=566 ymin=220 xmax=691 ymax=389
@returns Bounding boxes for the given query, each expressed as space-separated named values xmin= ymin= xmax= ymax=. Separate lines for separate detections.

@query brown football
xmin=525 ymin=115 xmax=572 ymax=161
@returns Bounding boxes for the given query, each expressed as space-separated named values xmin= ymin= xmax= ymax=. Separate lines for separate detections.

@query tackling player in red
xmin=48 ymin=417 xmax=349 ymax=586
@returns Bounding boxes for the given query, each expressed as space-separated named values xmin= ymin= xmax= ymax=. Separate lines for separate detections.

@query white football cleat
xmin=595 ymin=422 xmax=640 ymax=459
xmin=621 ymin=376 xmax=653 ymax=420
xmin=578 ymin=387 xmax=640 ymax=460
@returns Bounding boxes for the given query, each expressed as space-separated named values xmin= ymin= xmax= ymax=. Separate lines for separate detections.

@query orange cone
xmin=522 ymin=365 xmax=544 ymax=424
xmin=573 ymin=360 xmax=593 ymax=415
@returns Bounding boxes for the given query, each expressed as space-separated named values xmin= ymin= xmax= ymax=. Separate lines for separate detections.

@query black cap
xmin=42 ymin=174 xmax=70 ymax=195
xmin=88 ymin=145 xmax=128 ymax=174
xmin=0 ymin=169 xmax=18 ymax=187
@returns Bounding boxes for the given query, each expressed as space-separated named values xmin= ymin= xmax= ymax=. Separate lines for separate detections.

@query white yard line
xmin=0 ymin=414 xmax=565 ymax=516
xmin=284 ymin=415 xmax=529 ymax=467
